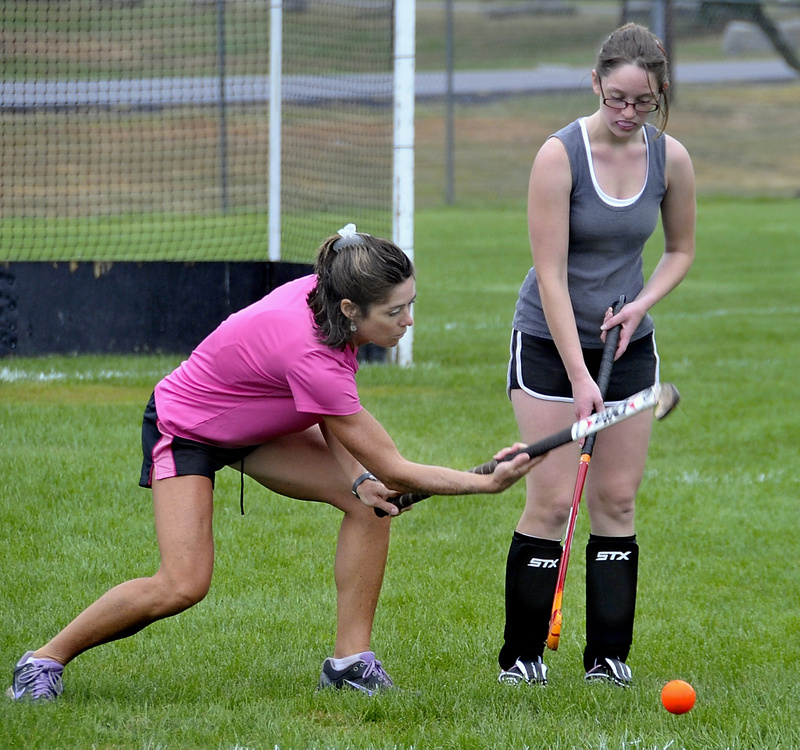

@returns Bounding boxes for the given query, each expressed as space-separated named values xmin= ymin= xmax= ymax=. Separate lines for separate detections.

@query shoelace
xmin=19 ymin=661 xmax=63 ymax=700
xmin=361 ymin=658 xmax=393 ymax=686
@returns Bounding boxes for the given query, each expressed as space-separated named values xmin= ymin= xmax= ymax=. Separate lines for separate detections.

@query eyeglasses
xmin=599 ymin=80 xmax=660 ymax=114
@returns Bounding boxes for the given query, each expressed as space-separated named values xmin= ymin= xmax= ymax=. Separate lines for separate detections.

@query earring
xmin=350 ymin=321 xmax=357 ymax=332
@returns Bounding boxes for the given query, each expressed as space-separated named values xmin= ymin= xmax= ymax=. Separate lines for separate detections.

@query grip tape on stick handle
xmin=465 ymin=424 xmax=576 ymax=475
xmin=581 ymin=294 xmax=626 ymax=456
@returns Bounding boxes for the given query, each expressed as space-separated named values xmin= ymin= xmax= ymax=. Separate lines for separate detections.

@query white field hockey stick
xmin=374 ymin=381 xmax=680 ymax=517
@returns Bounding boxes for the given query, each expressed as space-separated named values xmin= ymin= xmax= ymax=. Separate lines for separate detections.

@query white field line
xmin=647 ymin=467 xmax=797 ymax=486
xmin=435 ymin=305 xmax=800 ymax=334
xmin=0 ymin=366 xmax=168 ymax=383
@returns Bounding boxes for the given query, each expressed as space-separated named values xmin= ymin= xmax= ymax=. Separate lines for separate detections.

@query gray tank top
xmin=513 ymin=118 xmax=665 ymax=348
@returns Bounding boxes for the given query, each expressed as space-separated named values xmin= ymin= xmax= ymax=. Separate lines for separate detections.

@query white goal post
xmin=268 ymin=0 xmax=416 ymax=366
xmin=393 ymin=0 xmax=416 ymax=367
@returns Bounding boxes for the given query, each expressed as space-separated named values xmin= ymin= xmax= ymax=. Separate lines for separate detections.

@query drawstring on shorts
xmin=240 ymin=457 xmax=245 ymax=515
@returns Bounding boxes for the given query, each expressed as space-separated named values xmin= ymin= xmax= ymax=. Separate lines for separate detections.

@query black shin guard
xmin=499 ymin=532 xmax=562 ymax=670
xmin=583 ymin=534 xmax=639 ymax=671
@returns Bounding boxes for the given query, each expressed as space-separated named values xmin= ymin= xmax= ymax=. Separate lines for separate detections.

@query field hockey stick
xmin=546 ymin=295 xmax=625 ymax=652
xmin=373 ymin=381 xmax=679 ymax=517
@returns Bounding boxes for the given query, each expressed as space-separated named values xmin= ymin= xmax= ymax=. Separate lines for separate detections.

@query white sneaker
xmin=498 ymin=656 xmax=548 ymax=686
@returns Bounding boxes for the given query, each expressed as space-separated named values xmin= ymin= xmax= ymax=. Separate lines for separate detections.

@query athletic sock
xmin=499 ymin=532 xmax=562 ymax=670
xmin=583 ymin=534 xmax=639 ymax=672
xmin=329 ymin=653 xmax=370 ymax=670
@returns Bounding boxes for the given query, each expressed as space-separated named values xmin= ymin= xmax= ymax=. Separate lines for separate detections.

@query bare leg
xmin=504 ymin=390 xmax=651 ymax=670
xmin=242 ymin=427 xmax=391 ymax=657
xmin=510 ymin=390 xmax=652 ymax=537
xmin=582 ymin=410 xmax=651 ymax=670
xmin=330 ymin=501 xmax=390 ymax=656
xmin=584 ymin=409 xmax=652 ymax=536
xmin=33 ymin=475 xmax=215 ymax=666
xmin=511 ymin=390 xmax=582 ymax=539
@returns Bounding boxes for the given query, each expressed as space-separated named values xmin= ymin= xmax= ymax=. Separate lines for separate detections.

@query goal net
xmin=0 ymin=0 xmax=396 ymax=265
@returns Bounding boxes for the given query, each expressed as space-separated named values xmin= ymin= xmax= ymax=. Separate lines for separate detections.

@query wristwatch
xmin=352 ymin=471 xmax=378 ymax=499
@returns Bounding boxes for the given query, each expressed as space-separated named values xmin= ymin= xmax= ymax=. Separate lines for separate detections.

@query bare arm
xmin=316 ymin=418 xmax=402 ymax=516
xmin=322 ymin=408 xmax=535 ymax=499
xmin=602 ymin=135 xmax=696 ymax=354
xmin=528 ymin=137 xmax=604 ymax=420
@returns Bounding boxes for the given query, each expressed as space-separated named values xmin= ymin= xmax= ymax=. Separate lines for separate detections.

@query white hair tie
xmin=333 ymin=223 xmax=367 ymax=252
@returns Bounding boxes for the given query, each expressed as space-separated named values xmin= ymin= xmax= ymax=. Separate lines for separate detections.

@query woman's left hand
xmin=354 ymin=477 xmax=401 ymax=517
xmin=600 ymin=301 xmax=647 ymax=359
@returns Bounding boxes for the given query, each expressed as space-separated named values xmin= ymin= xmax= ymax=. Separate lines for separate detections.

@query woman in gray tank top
xmin=499 ymin=23 xmax=696 ymax=688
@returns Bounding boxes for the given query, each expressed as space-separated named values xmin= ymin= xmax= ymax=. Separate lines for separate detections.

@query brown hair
xmin=307 ymin=231 xmax=415 ymax=349
xmin=596 ymin=22 xmax=671 ymax=134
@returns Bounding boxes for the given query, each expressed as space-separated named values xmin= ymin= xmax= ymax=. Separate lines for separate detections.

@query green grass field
xmin=2 ymin=197 xmax=799 ymax=749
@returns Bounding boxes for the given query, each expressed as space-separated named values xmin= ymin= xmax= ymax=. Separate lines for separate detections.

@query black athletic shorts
xmin=139 ymin=392 xmax=258 ymax=488
xmin=507 ymin=330 xmax=659 ymax=403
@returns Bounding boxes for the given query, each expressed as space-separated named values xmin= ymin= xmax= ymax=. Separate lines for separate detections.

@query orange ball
xmin=661 ymin=680 xmax=696 ymax=714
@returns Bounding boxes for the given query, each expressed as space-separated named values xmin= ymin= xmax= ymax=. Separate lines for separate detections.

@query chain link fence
xmin=416 ymin=0 xmax=800 ymax=206
xmin=2 ymin=0 xmax=798 ymax=265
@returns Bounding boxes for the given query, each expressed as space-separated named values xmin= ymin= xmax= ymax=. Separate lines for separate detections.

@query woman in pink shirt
xmin=8 ymin=226 xmax=536 ymax=701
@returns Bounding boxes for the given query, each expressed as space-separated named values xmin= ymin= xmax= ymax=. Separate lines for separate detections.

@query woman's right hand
xmin=488 ymin=442 xmax=542 ymax=491
xmin=571 ymin=374 xmax=605 ymax=423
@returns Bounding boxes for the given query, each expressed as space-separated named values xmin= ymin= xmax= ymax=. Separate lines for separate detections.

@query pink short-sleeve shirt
xmin=154 ymin=275 xmax=361 ymax=447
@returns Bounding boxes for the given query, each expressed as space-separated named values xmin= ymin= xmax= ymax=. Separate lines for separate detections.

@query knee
xmin=352 ymin=504 xmax=393 ymax=535
xmin=340 ymin=501 xmax=394 ymax=548
xmin=154 ymin=570 xmax=212 ymax=615
xmin=520 ymin=492 xmax=573 ymax=531
xmin=552 ymin=499 xmax=576 ymax=528
xmin=176 ymin=578 xmax=211 ymax=610
xmin=586 ymin=490 xmax=636 ymax=524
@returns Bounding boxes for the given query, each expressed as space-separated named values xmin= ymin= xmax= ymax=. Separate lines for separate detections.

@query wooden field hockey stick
xmin=546 ymin=296 xmax=625 ymax=651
